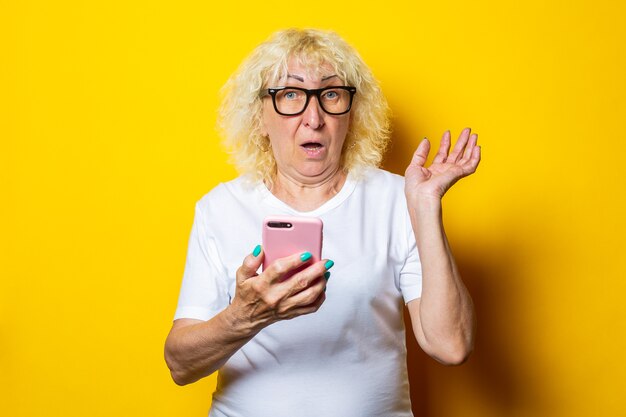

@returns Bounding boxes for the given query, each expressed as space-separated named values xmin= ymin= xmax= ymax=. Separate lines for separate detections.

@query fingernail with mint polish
xmin=300 ymin=252 xmax=312 ymax=262
xmin=324 ymin=260 xmax=334 ymax=270
xmin=324 ymin=271 xmax=331 ymax=281
xmin=252 ymin=245 xmax=261 ymax=257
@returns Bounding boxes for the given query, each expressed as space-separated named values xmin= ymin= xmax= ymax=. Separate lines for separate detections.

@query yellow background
xmin=2 ymin=1 xmax=625 ymax=416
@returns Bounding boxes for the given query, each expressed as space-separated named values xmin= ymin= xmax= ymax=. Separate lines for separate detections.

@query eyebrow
xmin=286 ymin=74 xmax=338 ymax=82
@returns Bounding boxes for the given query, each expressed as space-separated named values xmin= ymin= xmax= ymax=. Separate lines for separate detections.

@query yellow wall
xmin=2 ymin=1 xmax=625 ymax=416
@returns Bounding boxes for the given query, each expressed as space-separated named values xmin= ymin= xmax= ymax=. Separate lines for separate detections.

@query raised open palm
xmin=405 ymin=128 xmax=481 ymax=202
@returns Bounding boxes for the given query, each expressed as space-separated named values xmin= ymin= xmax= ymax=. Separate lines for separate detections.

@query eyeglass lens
xmin=275 ymin=88 xmax=352 ymax=115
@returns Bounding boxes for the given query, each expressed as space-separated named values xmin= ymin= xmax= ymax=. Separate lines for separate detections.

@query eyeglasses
xmin=261 ymin=86 xmax=357 ymax=116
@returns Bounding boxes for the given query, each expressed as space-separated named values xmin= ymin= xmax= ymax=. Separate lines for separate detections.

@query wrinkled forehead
xmin=265 ymin=53 xmax=345 ymax=86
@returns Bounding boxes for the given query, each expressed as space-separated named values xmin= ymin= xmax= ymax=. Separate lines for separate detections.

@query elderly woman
xmin=165 ymin=28 xmax=479 ymax=417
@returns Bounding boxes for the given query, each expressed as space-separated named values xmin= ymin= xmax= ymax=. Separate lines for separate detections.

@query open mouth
xmin=301 ymin=142 xmax=323 ymax=150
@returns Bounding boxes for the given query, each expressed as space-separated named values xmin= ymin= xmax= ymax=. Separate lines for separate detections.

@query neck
xmin=268 ymin=168 xmax=348 ymax=212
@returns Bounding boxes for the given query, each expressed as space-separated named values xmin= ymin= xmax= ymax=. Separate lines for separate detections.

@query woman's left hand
xmin=405 ymin=128 xmax=481 ymax=203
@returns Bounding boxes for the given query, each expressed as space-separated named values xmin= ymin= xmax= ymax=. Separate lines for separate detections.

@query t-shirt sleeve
xmin=399 ymin=207 xmax=423 ymax=304
xmin=173 ymin=201 xmax=230 ymax=321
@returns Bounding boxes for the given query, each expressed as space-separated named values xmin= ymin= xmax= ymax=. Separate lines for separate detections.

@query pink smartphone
xmin=262 ymin=216 xmax=323 ymax=279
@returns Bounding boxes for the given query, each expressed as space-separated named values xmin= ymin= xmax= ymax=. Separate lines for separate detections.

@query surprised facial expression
xmin=261 ymin=60 xmax=351 ymax=184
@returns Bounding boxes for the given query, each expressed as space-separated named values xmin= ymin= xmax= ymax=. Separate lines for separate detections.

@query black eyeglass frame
xmin=261 ymin=86 xmax=357 ymax=116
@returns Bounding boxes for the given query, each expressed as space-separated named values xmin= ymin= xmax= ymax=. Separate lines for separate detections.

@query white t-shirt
xmin=174 ymin=168 xmax=422 ymax=417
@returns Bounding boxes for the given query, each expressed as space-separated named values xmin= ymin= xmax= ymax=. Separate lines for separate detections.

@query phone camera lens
xmin=268 ymin=221 xmax=293 ymax=229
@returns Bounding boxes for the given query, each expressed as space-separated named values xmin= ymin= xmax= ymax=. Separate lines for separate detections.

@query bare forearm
xmin=165 ymin=248 xmax=330 ymax=385
xmin=408 ymin=197 xmax=475 ymax=363
xmin=164 ymin=306 xmax=259 ymax=385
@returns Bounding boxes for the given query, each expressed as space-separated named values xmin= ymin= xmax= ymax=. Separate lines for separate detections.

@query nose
xmin=302 ymin=95 xmax=324 ymax=129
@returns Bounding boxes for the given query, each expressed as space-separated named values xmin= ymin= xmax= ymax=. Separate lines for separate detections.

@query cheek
xmin=261 ymin=100 xmax=284 ymax=136
xmin=263 ymin=106 xmax=296 ymax=139
xmin=333 ymin=119 xmax=351 ymax=146
xmin=342 ymin=119 xmax=351 ymax=137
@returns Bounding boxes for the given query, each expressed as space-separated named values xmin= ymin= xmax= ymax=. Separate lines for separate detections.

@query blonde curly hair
xmin=218 ymin=28 xmax=391 ymax=183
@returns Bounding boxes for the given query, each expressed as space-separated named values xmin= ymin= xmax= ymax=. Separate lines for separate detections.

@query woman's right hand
xmin=229 ymin=246 xmax=331 ymax=331
xmin=165 ymin=246 xmax=332 ymax=385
